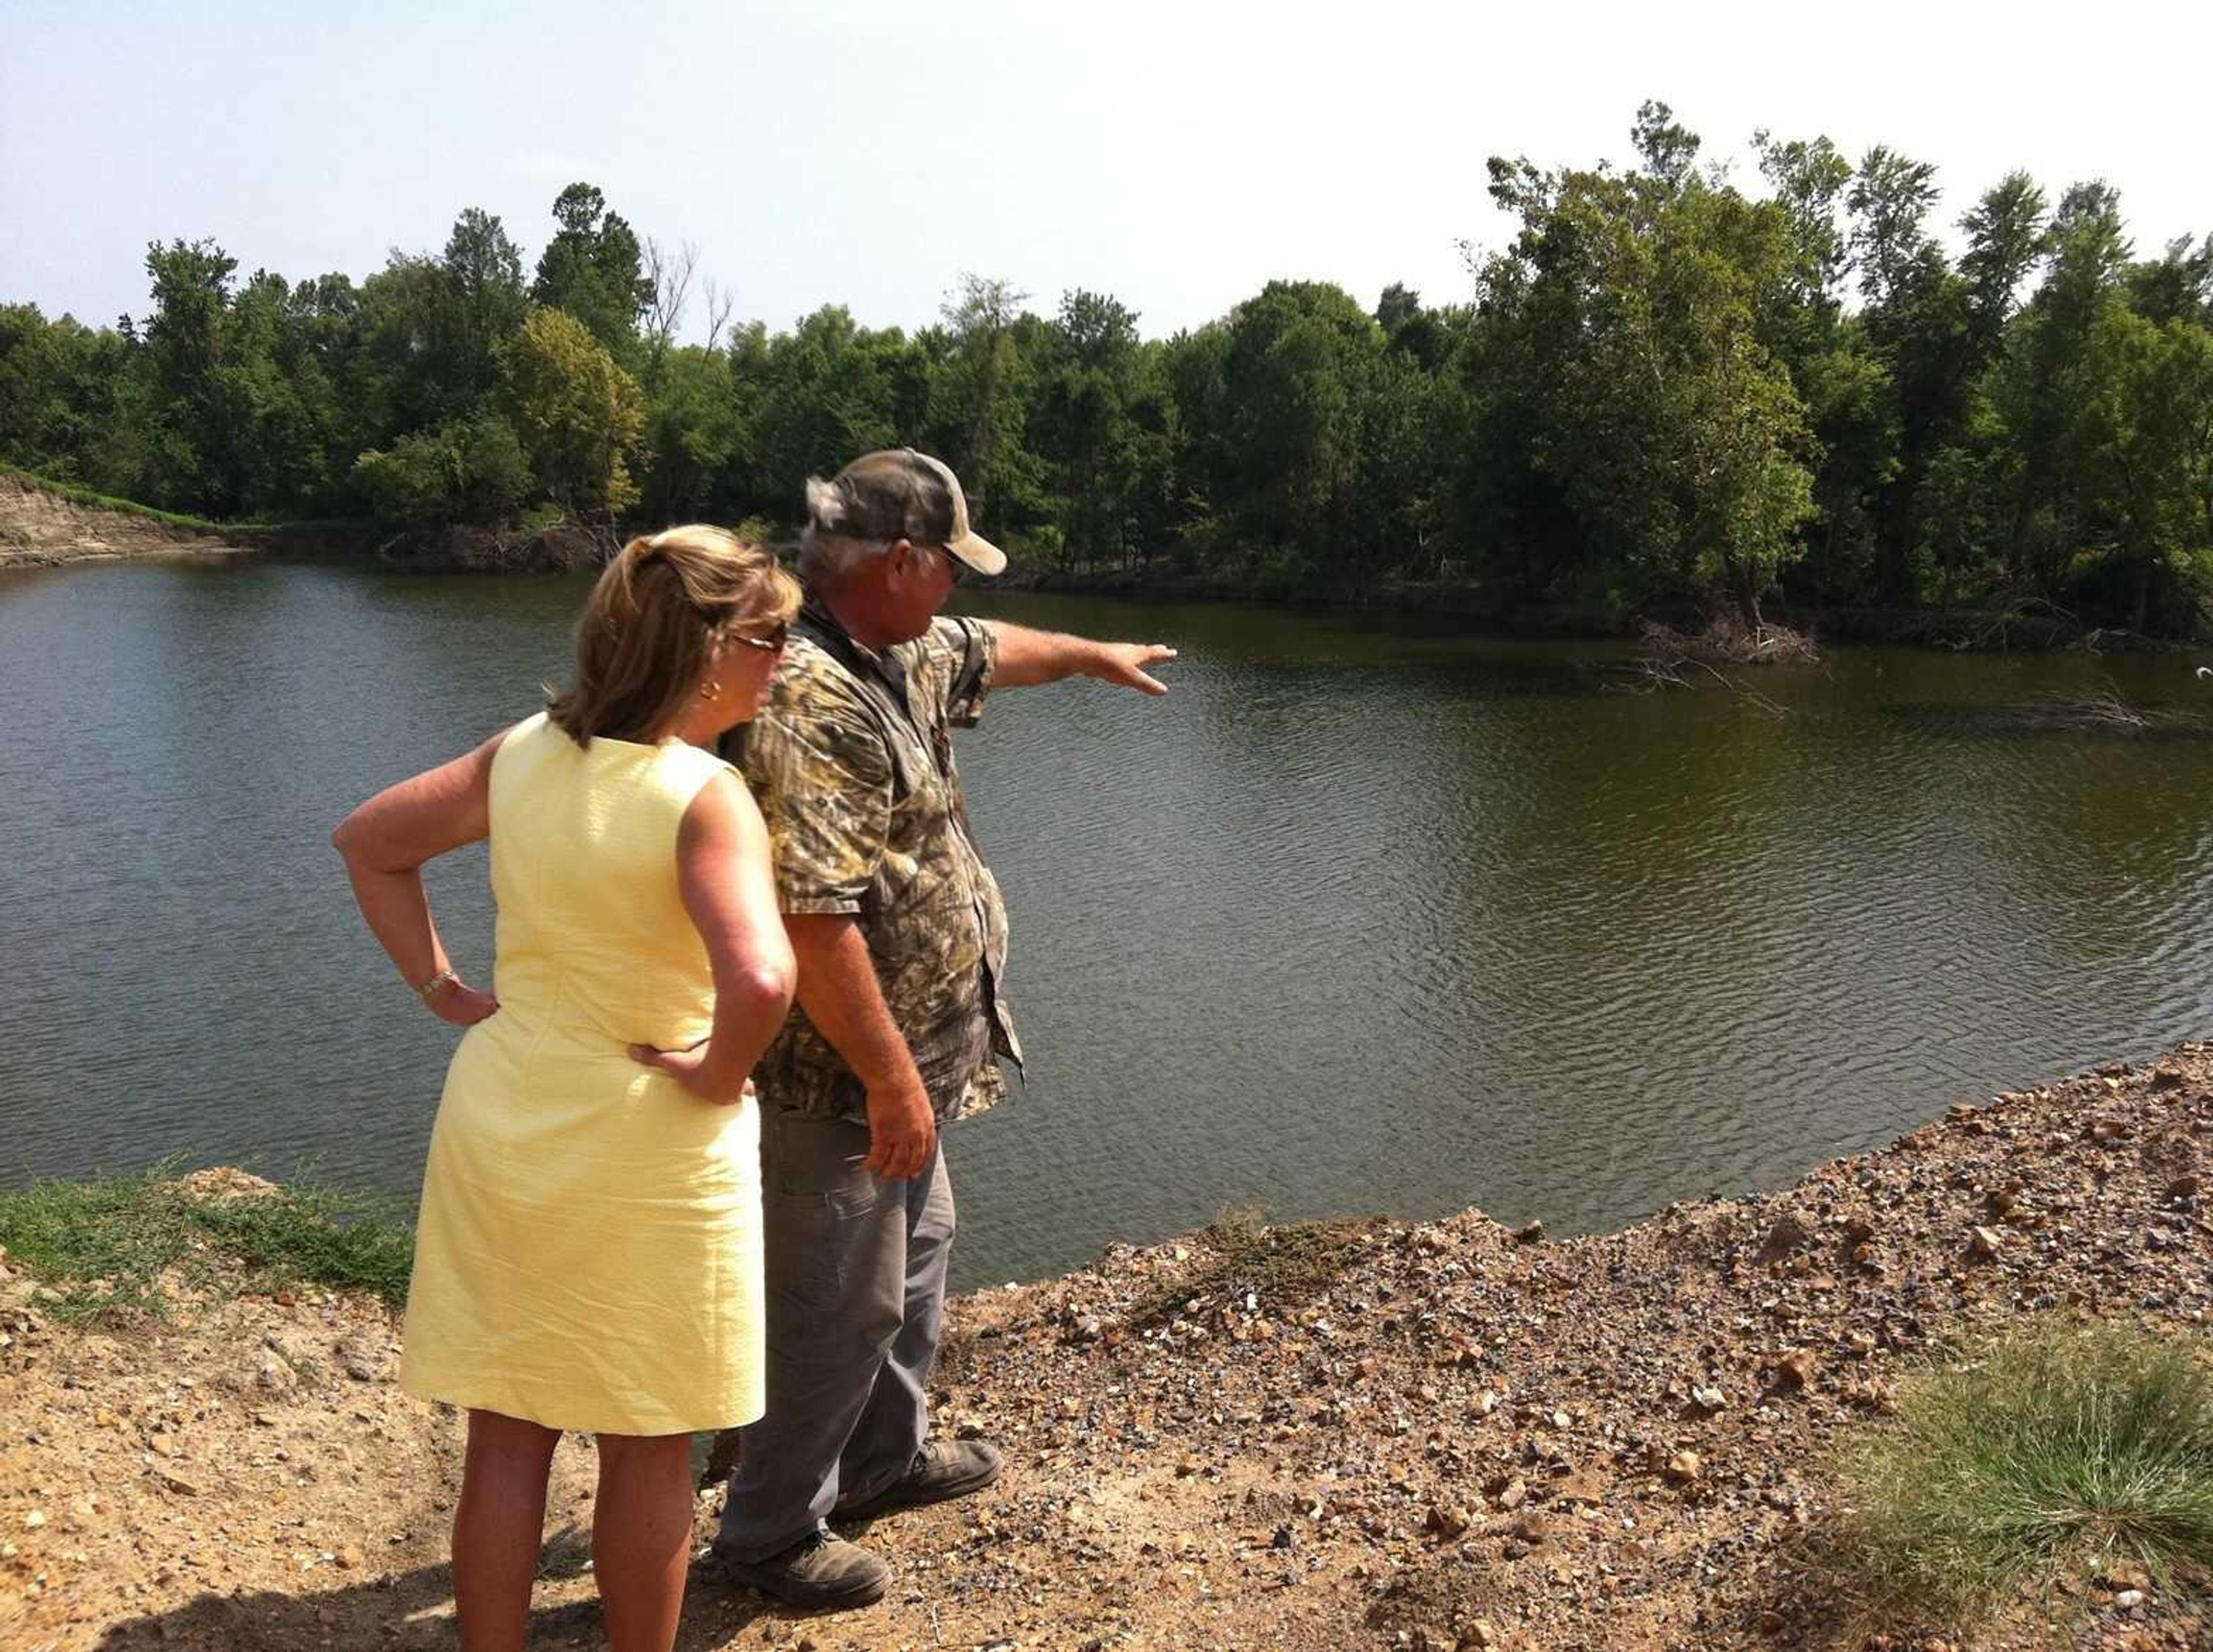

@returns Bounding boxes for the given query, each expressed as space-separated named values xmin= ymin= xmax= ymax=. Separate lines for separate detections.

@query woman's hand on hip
xmin=628 ymin=1038 xmax=756 ymax=1105
xmin=428 ymin=979 xmax=500 ymax=1026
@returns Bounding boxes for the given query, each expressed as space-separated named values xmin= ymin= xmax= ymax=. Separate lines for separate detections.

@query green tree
xmin=2068 ymin=308 xmax=2213 ymax=630
xmin=439 ymin=208 xmax=528 ymax=402
xmin=934 ymin=275 xmax=1034 ymax=524
xmin=1033 ymin=289 xmax=1162 ymax=566
xmin=353 ymin=410 xmax=530 ymax=524
xmin=1214 ymin=280 xmax=1380 ymax=578
xmin=530 ymin=184 xmax=648 ymax=363
xmin=640 ymin=345 xmax=742 ymax=523
xmin=138 ymin=238 xmax=241 ymax=513
xmin=498 ymin=307 xmax=645 ymax=516
xmin=1473 ymin=114 xmax=1816 ymax=623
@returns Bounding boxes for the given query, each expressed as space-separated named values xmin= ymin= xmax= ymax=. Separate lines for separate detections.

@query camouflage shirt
xmin=723 ymin=600 xmax=1022 ymax=1124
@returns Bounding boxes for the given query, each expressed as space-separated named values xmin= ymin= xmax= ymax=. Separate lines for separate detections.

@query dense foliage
xmin=3 ymin=105 xmax=2208 ymax=631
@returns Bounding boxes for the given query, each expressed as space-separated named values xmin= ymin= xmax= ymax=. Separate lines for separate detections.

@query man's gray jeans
xmin=716 ymin=1104 xmax=955 ymax=1562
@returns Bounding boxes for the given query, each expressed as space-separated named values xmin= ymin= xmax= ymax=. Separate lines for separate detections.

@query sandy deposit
xmin=0 ymin=477 xmax=251 ymax=569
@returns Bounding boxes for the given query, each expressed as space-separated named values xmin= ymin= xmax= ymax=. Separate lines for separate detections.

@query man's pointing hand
xmin=1086 ymin=642 xmax=1179 ymax=696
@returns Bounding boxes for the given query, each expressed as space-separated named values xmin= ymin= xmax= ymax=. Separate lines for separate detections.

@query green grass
xmin=1838 ymin=1321 xmax=2213 ymax=1624
xmin=0 ymin=1165 xmax=414 ymax=1324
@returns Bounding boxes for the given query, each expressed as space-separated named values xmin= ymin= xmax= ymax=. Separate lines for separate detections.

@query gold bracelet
xmin=414 ymin=968 xmax=460 ymax=1000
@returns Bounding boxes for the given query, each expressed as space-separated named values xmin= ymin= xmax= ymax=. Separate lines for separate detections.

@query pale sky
xmin=2 ymin=0 xmax=2207 ymax=342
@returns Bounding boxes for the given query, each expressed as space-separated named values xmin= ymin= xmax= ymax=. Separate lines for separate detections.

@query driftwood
xmin=1608 ymin=617 xmax=1816 ymax=715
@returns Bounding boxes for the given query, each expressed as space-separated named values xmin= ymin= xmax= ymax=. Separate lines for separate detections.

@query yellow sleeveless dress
xmin=399 ymin=713 xmax=765 ymax=1435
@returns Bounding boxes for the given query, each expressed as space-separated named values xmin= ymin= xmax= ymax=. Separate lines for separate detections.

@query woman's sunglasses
xmin=730 ymin=623 xmax=789 ymax=655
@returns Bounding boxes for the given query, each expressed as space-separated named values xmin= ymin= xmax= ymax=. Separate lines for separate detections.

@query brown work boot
xmin=834 ymin=1439 xmax=1003 ymax=1521
xmin=715 ymin=1529 xmax=889 ymax=1610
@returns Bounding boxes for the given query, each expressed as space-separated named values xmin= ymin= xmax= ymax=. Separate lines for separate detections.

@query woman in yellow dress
xmin=333 ymin=527 xmax=801 ymax=1652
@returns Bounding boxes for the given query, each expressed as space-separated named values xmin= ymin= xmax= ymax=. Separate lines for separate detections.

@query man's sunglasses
xmin=919 ymin=542 xmax=965 ymax=585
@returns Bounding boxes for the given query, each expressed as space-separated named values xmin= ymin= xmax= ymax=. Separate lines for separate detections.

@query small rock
xmin=22 ymin=1509 xmax=47 ymax=1530
xmin=2115 ymin=1588 xmax=2146 ymax=1609
xmin=1761 ymin=1215 xmax=1812 ymax=1255
xmin=1970 ymin=1226 xmax=2004 ymax=1259
xmin=335 ymin=1332 xmax=385 ymax=1382
xmin=1690 ymin=1384 xmax=1728 ymax=1413
xmin=2166 ymin=1174 xmax=2201 ymax=1201
xmin=1511 ymin=1220 xmax=1544 ymax=1245
xmin=1493 ymin=1477 xmax=1527 ymax=1511
xmin=335 ymin=1543 xmax=363 ymax=1570
xmin=1772 ymin=1348 xmax=1819 ymax=1390
xmin=1664 ymin=1451 xmax=1701 ymax=1484
xmin=1425 ymin=1502 xmax=1471 ymax=1539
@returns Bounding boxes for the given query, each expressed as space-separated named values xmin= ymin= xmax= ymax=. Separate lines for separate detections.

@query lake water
xmin=3 ymin=560 xmax=2209 ymax=1290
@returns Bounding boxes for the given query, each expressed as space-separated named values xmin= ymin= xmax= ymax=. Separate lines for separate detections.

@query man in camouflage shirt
xmin=713 ymin=449 xmax=1176 ymax=1610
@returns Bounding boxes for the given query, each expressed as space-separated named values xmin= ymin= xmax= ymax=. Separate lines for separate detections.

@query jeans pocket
xmin=766 ymin=1109 xmax=877 ymax=1219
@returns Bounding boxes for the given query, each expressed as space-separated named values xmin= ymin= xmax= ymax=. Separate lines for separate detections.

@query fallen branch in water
xmin=1612 ymin=621 xmax=1797 ymax=715
xmin=2023 ymin=679 xmax=2154 ymax=731
xmin=1641 ymin=615 xmax=1821 ymax=666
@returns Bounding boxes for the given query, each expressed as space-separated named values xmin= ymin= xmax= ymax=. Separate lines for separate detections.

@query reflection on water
xmin=3 ymin=565 xmax=2210 ymax=1288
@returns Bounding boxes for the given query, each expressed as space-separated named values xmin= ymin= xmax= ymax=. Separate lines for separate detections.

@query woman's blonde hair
xmin=546 ymin=526 xmax=802 ymax=746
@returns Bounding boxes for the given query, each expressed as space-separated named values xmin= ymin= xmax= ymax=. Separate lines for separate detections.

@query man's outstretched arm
xmin=985 ymin=621 xmax=1177 ymax=695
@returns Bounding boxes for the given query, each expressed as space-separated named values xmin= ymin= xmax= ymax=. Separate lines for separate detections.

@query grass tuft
xmin=1837 ymin=1321 xmax=2213 ymax=1624
xmin=0 ymin=1165 xmax=414 ymax=1324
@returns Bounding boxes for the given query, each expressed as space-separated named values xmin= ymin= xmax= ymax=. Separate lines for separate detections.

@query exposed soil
xmin=0 ymin=477 xmax=246 ymax=569
xmin=4 ymin=1049 xmax=2208 ymax=1652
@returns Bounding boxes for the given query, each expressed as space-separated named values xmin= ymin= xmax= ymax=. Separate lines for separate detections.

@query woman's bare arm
xmin=331 ymin=729 xmax=509 ymax=1025
xmin=630 ymin=773 xmax=798 ymax=1102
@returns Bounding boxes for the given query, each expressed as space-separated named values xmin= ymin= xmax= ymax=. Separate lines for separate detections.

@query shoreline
xmin=5 ymin=474 xmax=2189 ymax=652
xmin=5 ymin=1044 xmax=2208 ymax=1650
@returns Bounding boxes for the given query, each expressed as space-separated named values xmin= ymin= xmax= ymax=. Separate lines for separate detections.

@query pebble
xmin=334 ymin=1333 xmax=384 ymax=1382
xmin=1425 ymin=1502 xmax=1470 ymax=1538
xmin=1771 ymin=1348 xmax=1819 ymax=1389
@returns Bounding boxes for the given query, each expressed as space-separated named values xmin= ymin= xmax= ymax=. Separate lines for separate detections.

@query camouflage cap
xmin=807 ymin=449 xmax=1008 ymax=577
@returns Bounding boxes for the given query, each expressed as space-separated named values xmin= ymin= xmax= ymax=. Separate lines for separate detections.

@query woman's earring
xmin=699 ymin=681 xmax=722 ymax=700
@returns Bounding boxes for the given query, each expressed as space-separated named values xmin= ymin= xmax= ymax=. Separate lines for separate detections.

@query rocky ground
xmin=3 ymin=1053 xmax=2209 ymax=1652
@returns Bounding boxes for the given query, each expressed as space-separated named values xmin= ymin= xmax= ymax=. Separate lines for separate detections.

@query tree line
xmin=2 ymin=105 xmax=2208 ymax=633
